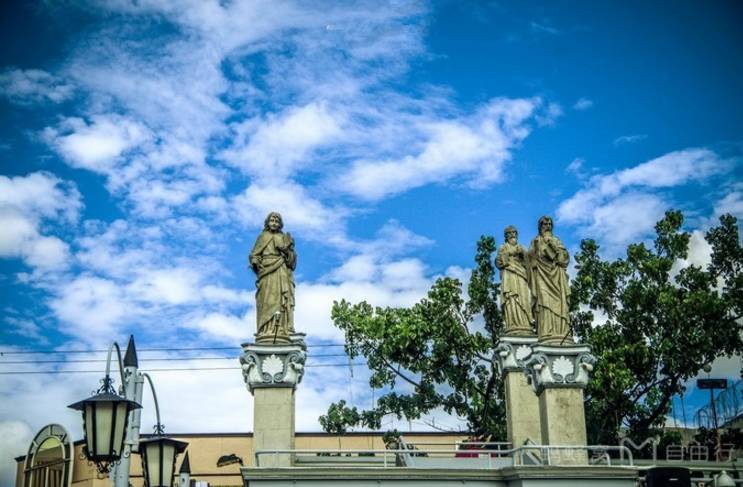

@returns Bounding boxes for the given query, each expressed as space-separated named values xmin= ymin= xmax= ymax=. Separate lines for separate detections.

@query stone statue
xmin=528 ymin=216 xmax=571 ymax=344
xmin=495 ymin=225 xmax=534 ymax=336
xmin=249 ymin=212 xmax=296 ymax=343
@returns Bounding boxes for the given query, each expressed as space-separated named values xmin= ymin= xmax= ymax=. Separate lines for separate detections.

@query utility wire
xmin=0 ymin=362 xmax=367 ymax=375
xmin=0 ymin=343 xmax=346 ymax=355
xmin=0 ymin=353 xmax=349 ymax=365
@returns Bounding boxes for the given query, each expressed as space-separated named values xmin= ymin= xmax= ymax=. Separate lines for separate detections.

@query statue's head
xmin=504 ymin=225 xmax=518 ymax=243
xmin=264 ymin=212 xmax=284 ymax=232
xmin=538 ymin=215 xmax=553 ymax=235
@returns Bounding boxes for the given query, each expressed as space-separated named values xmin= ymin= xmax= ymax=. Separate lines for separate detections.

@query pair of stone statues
xmin=496 ymin=216 xmax=571 ymax=344
xmin=247 ymin=211 xmax=571 ymax=346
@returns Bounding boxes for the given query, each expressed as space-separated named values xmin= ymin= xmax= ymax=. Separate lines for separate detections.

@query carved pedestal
xmin=524 ymin=344 xmax=596 ymax=465
xmin=240 ymin=335 xmax=306 ymax=467
xmin=495 ymin=336 xmax=541 ymax=449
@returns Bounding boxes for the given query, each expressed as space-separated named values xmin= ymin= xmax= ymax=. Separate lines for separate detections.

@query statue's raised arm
xmin=249 ymin=212 xmax=296 ymax=344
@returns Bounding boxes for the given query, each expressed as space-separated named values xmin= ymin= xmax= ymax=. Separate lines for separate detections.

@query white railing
xmin=253 ymin=444 xmax=634 ymax=468
xmin=254 ymin=448 xmax=467 ymax=468
xmin=401 ymin=439 xmax=512 ymax=453
xmin=512 ymin=444 xmax=634 ymax=466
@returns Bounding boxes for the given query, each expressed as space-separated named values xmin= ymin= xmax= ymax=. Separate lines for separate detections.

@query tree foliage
xmin=572 ymin=211 xmax=743 ymax=443
xmin=320 ymin=211 xmax=743 ymax=444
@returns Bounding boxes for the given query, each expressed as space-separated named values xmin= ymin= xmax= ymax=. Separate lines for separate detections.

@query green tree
xmin=318 ymin=399 xmax=360 ymax=450
xmin=571 ymin=211 xmax=743 ymax=444
xmin=323 ymin=236 xmax=507 ymax=438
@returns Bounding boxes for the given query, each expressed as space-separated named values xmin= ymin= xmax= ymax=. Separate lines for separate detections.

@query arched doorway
xmin=23 ymin=424 xmax=73 ymax=487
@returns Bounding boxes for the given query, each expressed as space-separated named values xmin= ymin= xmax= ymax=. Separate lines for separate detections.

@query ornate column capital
xmin=240 ymin=335 xmax=307 ymax=394
xmin=523 ymin=344 xmax=596 ymax=394
xmin=495 ymin=335 xmax=538 ymax=375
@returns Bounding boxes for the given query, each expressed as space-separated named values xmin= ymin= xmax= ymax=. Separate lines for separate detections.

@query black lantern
xmin=139 ymin=432 xmax=188 ymax=487
xmin=68 ymin=377 xmax=141 ymax=474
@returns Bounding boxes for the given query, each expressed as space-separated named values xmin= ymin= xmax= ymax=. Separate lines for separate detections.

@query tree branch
xmin=381 ymin=357 xmax=421 ymax=389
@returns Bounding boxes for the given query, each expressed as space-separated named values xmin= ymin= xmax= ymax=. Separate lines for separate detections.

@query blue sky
xmin=0 ymin=0 xmax=742 ymax=478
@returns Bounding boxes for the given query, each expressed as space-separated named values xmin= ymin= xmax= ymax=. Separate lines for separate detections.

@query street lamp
xmin=140 ymin=436 xmax=188 ymax=487
xmin=68 ymin=342 xmax=141 ymax=474
xmin=68 ymin=337 xmax=188 ymax=487
xmin=137 ymin=373 xmax=188 ymax=487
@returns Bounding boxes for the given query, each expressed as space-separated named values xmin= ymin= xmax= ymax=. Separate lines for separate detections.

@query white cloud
xmin=185 ymin=312 xmax=250 ymax=341
xmin=76 ymin=220 xmax=161 ymax=279
xmin=670 ymin=230 xmax=713 ymax=278
xmin=296 ymin=277 xmax=431 ymax=342
xmin=24 ymin=236 xmax=71 ymax=269
xmin=5 ymin=317 xmax=47 ymax=342
xmin=0 ymin=171 xmax=81 ymax=222
xmin=0 ymin=421 xmax=33 ymax=487
xmin=49 ymin=276 xmax=131 ymax=341
xmin=584 ymin=192 xmax=668 ymax=247
xmin=201 ymin=285 xmax=251 ymax=304
xmin=613 ymin=134 xmax=648 ymax=146
xmin=339 ymin=97 xmax=541 ymax=200
xmin=566 ymin=157 xmax=584 ymax=176
xmin=0 ymin=208 xmax=71 ymax=270
xmin=41 ymin=0 xmax=426 ymax=223
xmin=573 ymin=97 xmax=593 ymax=111
xmin=0 ymin=68 xmax=74 ymax=104
xmin=0 ymin=172 xmax=80 ymax=270
xmin=0 ymin=209 xmax=37 ymax=257
xmin=713 ymin=185 xmax=743 ymax=221
xmin=530 ymin=21 xmax=560 ymax=36
xmin=232 ymin=181 xmax=349 ymax=245
xmin=558 ymin=148 xmax=734 ymax=250
xmin=535 ymin=101 xmax=563 ymax=126
xmin=44 ymin=115 xmax=151 ymax=173
xmin=297 ymin=221 xmax=435 ymax=340
xmin=221 ymin=102 xmax=344 ymax=181
xmin=129 ymin=268 xmax=202 ymax=305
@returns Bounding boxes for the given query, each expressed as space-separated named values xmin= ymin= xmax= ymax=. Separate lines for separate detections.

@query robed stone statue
xmin=495 ymin=225 xmax=534 ymax=336
xmin=249 ymin=212 xmax=296 ymax=343
xmin=528 ymin=215 xmax=571 ymax=344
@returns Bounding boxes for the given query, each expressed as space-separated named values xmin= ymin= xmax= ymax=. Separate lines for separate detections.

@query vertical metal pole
xmin=113 ymin=359 xmax=143 ymax=487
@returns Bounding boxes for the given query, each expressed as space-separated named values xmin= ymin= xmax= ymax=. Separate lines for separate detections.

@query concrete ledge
xmin=241 ymin=465 xmax=639 ymax=482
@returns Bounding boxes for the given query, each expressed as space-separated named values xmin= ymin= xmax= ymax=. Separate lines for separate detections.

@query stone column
xmin=495 ymin=336 xmax=541 ymax=449
xmin=524 ymin=344 xmax=596 ymax=465
xmin=240 ymin=334 xmax=306 ymax=467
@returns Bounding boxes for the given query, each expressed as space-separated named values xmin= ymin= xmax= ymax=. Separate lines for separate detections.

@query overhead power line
xmin=0 ymin=343 xmax=346 ymax=356
xmin=0 ymin=353 xmax=349 ymax=365
xmin=0 ymin=362 xmax=367 ymax=375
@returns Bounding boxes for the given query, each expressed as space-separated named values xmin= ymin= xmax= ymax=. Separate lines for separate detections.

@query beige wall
xmin=16 ymin=432 xmax=468 ymax=487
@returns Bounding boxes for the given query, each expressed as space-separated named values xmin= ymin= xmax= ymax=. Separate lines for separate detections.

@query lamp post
xmin=68 ymin=336 xmax=188 ymax=487
xmin=137 ymin=373 xmax=188 ymax=487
